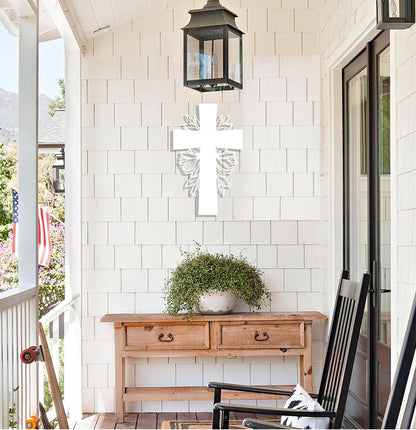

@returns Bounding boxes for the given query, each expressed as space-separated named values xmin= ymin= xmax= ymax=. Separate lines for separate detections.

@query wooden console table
xmin=101 ymin=312 xmax=326 ymax=422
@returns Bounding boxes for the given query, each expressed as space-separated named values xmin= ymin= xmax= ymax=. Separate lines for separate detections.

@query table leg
xmin=300 ymin=323 xmax=313 ymax=392
xmin=114 ymin=325 xmax=125 ymax=423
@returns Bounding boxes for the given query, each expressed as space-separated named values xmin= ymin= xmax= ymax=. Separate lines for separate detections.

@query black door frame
xmin=342 ymin=30 xmax=390 ymax=429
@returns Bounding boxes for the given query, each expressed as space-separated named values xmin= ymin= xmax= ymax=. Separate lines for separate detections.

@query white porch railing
xmin=0 ymin=287 xmax=38 ymax=430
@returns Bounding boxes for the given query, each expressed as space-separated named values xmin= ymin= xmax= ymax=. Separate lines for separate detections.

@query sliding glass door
xmin=343 ymin=31 xmax=391 ymax=429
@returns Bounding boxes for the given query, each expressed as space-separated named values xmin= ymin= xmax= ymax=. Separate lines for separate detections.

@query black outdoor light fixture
xmin=53 ymin=148 xmax=65 ymax=194
xmin=182 ymin=0 xmax=243 ymax=92
xmin=377 ymin=0 xmax=415 ymax=29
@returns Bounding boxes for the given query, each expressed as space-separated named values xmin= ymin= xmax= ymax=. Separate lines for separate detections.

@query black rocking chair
xmin=381 ymin=291 xmax=416 ymax=429
xmin=243 ymin=290 xmax=416 ymax=430
xmin=209 ymin=271 xmax=371 ymax=429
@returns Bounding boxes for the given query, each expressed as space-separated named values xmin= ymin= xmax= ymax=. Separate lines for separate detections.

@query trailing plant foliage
xmin=8 ymin=386 xmax=19 ymax=429
xmin=164 ymin=244 xmax=271 ymax=318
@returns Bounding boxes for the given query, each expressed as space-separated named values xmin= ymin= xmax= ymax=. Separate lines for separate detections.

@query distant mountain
xmin=0 ymin=88 xmax=52 ymax=135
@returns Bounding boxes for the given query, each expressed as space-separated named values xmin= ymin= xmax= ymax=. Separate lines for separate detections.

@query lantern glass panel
xmin=390 ymin=0 xmax=399 ymax=17
xmin=228 ymin=29 xmax=241 ymax=84
xmin=203 ymin=38 xmax=223 ymax=79
xmin=186 ymin=34 xmax=200 ymax=80
xmin=186 ymin=27 xmax=225 ymax=81
xmin=53 ymin=167 xmax=65 ymax=193
xmin=58 ymin=169 xmax=65 ymax=189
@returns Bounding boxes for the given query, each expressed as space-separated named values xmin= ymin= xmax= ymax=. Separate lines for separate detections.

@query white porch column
xmin=18 ymin=15 xmax=38 ymax=291
xmin=41 ymin=0 xmax=84 ymax=420
xmin=63 ymin=47 xmax=82 ymax=422
xmin=18 ymin=11 xmax=39 ymax=415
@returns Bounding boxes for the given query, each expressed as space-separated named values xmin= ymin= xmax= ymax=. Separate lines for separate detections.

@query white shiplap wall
xmin=81 ymin=0 xmax=323 ymax=413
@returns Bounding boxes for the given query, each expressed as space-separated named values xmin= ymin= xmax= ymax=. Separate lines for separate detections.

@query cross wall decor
xmin=172 ymin=104 xmax=243 ymax=216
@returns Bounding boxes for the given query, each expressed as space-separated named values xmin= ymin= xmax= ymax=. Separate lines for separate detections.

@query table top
xmin=101 ymin=311 xmax=327 ymax=324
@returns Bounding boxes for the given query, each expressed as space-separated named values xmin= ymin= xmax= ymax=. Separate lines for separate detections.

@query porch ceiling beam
xmin=9 ymin=0 xmax=37 ymax=17
xmin=42 ymin=0 xmax=86 ymax=52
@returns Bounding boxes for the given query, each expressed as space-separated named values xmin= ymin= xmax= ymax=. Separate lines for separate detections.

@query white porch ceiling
xmin=0 ymin=0 xmax=61 ymax=41
xmin=66 ymin=0 xmax=171 ymax=38
xmin=0 ymin=0 xmax=190 ymax=48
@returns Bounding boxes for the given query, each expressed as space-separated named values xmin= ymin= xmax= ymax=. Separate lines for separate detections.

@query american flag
xmin=12 ymin=190 xmax=52 ymax=267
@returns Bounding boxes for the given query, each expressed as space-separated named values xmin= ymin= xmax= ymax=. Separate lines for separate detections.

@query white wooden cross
xmin=172 ymin=104 xmax=243 ymax=216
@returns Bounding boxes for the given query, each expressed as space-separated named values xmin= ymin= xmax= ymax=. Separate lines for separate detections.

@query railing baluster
xmin=12 ymin=306 xmax=18 ymax=426
xmin=0 ymin=289 xmax=70 ymax=426
xmin=23 ymin=301 xmax=28 ymax=427
xmin=8 ymin=307 xmax=12 ymax=425
xmin=18 ymin=303 xmax=23 ymax=428
xmin=0 ymin=312 xmax=4 ymax=429
xmin=3 ymin=310 xmax=9 ymax=430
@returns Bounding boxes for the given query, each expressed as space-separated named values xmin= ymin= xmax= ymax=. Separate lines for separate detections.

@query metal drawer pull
xmin=254 ymin=331 xmax=269 ymax=341
xmin=158 ymin=333 xmax=174 ymax=342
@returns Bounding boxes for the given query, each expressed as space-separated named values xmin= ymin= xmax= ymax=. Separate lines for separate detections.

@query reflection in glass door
xmin=376 ymin=45 xmax=391 ymax=424
xmin=343 ymin=54 xmax=370 ymax=428
xmin=347 ymin=68 xmax=369 ymax=335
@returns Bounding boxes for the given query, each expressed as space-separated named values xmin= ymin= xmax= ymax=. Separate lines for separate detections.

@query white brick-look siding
xmin=394 ymin=27 xmax=416 ymax=359
xmin=81 ymin=0 xmax=322 ymax=413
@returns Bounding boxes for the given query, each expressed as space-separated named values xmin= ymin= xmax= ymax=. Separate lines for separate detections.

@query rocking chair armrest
xmin=213 ymin=403 xmax=337 ymax=419
xmin=208 ymin=382 xmax=318 ymax=398
xmin=242 ymin=418 xmax=292 ymax=429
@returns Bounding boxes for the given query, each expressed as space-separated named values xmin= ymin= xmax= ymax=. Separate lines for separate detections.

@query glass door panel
xmin=377 ymin=46 xmax=391 ymax=347
xmin=343 ymin=31 xmax=390 ymax=429
xmin=347 ymin=68 xmax=369 ymax=335
xmin=376 ymin=45 xmax=391 ymax=424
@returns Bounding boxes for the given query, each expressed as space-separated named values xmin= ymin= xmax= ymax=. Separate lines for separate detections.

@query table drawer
xmin=125 ymin=323 xmax=210 ymax=350
xmin=217 ymin=322 xmax=304 ymax=349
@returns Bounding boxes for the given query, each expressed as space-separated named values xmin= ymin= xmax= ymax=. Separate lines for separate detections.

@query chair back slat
xmin=321 ymin=299 xmax=345 ymax=410
xmin=318 ymin=272 xmax=371 ymax=428
xmin=382 ymin=294 xmax=416 ymax=429
xmin=322 ymin=296 xmax=355 ymax=412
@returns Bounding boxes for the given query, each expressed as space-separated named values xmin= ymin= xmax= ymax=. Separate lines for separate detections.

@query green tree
xmin=48 ymin=79 xmax=65 ymax=116
xmin=0 ymin=141 xmax=17 ymax=240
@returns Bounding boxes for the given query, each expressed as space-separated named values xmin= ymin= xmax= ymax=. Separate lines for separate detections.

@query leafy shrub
xmin=164 ymin=244 xmax=271 ymax=318
xmin=0 ymin=222 xmax=65 ymax=317
xmin=38 ymin=222 xmax=65 ymax=317
xmin=0 ymin=141 xmax=17 ymax=240
xmin=0 ymin=232 xmax=18 ymax=290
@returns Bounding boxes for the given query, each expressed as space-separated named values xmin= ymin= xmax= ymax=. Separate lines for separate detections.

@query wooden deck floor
xmin=77 ymin=412 xmax=268 ymax=429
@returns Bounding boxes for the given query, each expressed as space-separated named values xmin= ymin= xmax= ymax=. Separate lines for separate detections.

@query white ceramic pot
xmin=198 ymin=291 xmax=238 ymax=315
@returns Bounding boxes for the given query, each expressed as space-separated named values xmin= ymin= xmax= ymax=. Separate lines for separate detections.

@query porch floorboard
xmin=76 ymin=412 xmax=262 ymax=429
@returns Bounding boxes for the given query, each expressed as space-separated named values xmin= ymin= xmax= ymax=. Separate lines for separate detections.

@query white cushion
xmin=280 ymin=384 xmax=330 ymax=429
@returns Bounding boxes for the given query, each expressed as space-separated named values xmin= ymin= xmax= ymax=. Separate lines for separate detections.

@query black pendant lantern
xmin=377 ymin=0 xmax=415 ymax=29
xmin=182 ymin=0 xmax=243 ymax=92
xmin=53 ymin=148 xmax=65 ymax=194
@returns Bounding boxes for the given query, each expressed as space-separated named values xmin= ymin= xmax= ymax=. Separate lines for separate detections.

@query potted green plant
xmin=163 ymin=244 xmax=271 ymax=318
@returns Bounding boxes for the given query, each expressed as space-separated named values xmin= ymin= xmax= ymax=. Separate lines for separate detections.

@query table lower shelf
xmin=123 ymin=385 xmax=295 ymax=402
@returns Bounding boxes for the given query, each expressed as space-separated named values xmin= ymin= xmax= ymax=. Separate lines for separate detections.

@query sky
xmin=0 ymin=22 xmax=65 ymax=100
